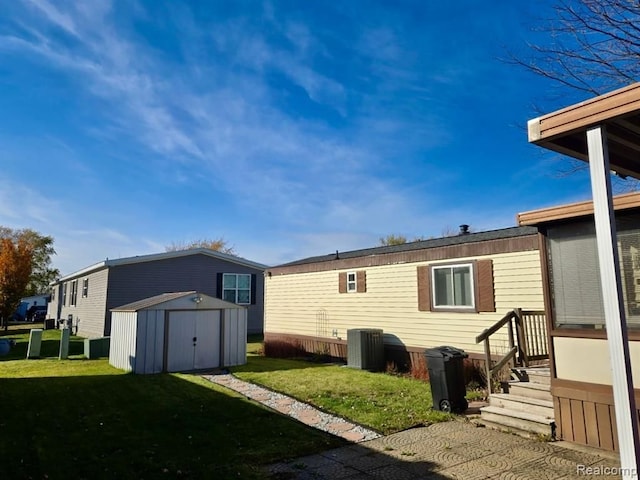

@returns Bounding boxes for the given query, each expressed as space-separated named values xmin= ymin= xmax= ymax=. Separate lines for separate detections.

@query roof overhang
xmin=528 ymin=82 xmax=640 ymax=179
xmin=518 ymin=191 xmax=640 ymax=226
xmin=55 ymin=248 xmax=268 ymax=283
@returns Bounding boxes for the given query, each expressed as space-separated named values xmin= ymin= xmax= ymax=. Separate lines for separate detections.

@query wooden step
xmin=479 ymin=405 xmax=556 ymax=438
xmin=511 ymin=367 xmax=550 ymax=386
xmin=507 ymin=381 xmax=552 ymax=401
xmin=489 ymin=393 xmax=554 ymax=418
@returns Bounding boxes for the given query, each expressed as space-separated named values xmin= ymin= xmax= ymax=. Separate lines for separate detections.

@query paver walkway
xmin=203 ymin=373 xmax=381 ymax=442
xmin=203 ymin=372 xmax=623 ymax=479
xmin=267 ymin=421 xmax=623 ymax=479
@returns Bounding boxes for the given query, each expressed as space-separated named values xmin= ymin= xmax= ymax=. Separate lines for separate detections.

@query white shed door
xmin=166 ymin=311 xmax=221 ymax=372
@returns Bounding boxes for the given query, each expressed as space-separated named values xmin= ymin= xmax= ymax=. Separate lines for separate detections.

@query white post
xmin=587 ymin=125 xmax=640 ymax=477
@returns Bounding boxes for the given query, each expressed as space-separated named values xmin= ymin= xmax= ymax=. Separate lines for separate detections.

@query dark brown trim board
xmin=270 ymin=235 xmax=538 ymax=276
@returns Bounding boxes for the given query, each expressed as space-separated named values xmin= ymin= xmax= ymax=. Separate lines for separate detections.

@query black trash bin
xmin=425 ymin=346 xmax=469 ymax=413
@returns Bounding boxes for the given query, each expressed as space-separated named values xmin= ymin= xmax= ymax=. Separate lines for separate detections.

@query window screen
xmin=547 ymin=215 xmax=640 ymax=330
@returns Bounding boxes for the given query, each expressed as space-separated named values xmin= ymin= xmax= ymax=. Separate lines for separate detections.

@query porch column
xmin=587 ymin=125 xmax=640 ymax=476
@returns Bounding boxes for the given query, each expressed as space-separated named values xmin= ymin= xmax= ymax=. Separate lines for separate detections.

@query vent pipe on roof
xmin=459 ymin=224 xmax=470 ymax=235
xmin=335 ymin=250 xmax=340 ymax=260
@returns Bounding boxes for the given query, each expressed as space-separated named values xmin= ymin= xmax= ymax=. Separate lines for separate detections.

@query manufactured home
xmin=264 ymin=226 xmax=544 ymax=368
xmin=48 ymin=249 xmax=266 ymax=338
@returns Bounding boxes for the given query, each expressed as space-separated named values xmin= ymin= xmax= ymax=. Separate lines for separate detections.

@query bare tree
xmin=513 ymin=1 xmax=640 ymax=96
xmin=511 ymin=1 xmax=640 ymax=189
xmin=379 ymin=234 xmax=408 ymax=246
xmin=165 ymin=237 xmax=236 ymax=255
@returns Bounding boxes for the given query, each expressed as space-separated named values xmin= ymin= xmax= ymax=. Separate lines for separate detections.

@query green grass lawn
xmin=0 ymin=329 xmax=344 ymax=479
xmin=0 ymin=329 xmax=460 ymax=478
xmin=232 ymin=344 xmax=453 ymax=435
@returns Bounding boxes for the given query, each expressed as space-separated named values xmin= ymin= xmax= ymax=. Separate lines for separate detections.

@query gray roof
xmin=112 ymin=291 xmax=243 ymax=312
xmin=275 ymin=226 xmax=539 ymax=268
xmin=57 ymin=248 xmax=268 ymax=282
xmin=112 ymin=291 xmax=198 ymax=311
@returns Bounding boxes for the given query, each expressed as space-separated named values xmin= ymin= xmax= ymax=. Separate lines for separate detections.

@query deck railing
xmin=475 ymin=308 xmax=548 ymax=393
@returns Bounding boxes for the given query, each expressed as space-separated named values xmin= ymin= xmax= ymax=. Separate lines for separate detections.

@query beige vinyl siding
xmin=265 ymin=250 xmax=543 ymax=355
xmin=59 ymin=269 xmax=109 ymax=339
xmin=554 ymin=337 xmax=640 ymax=388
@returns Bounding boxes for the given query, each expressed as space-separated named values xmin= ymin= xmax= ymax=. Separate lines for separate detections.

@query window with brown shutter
xmin=417 ymin=265 xmax=431 ymax=311
xmin=416 ymin=260 xmax=495 ymax=312
xmin=339 ymin=270 xmax=367 ymax=293
xmin=356 ymin=270 xmax=366 ymax=293
xmin=338 ymin=272 xmax=347 ymax=293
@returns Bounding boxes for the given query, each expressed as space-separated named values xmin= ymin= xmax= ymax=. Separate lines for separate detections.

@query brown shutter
xmin=476 ymin=259 xmax=495 ymax=312
xmin=338 ymin=272 xmax=347 ymax=293
xmin=417 ymin=265 xmax=431 ymax=311
xmin=356 ymin=270 xmax=366 ymax=293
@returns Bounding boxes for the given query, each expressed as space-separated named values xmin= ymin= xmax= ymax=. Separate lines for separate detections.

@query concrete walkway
xmin=203 ymin=373 xmax=623 ymax=479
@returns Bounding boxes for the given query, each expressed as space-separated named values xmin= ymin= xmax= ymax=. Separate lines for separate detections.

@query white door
xmin=194 ymin=311 xmax=220 ymax=369
xmin=166 ymin=311 xmax=221 ymax=372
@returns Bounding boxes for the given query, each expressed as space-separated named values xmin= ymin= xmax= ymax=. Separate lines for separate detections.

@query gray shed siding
xmin=57 ymin=268 xmax=110 ymax=339
xmin=109 ymin=311 xmax=138 ymax=372
xmin=104 ymin=255 xmax=263 ymax=336
xmin=135 ymin=310 xmax=166 ymax=374
xmin=109 ymin=310 xmax=167 ymax=374
xmin=223 ymin=308 xmax=248 ymax=366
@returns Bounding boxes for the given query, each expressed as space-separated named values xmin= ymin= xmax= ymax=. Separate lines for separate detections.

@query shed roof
xmin=274 ymin=226 xmax=538 ymax=268
xmin=528 ymin=82 xmax=640 ymax=179
xmin=112 ymin=291 xmax=243 ymax=312
xmin=57 ymin=248 xmax=268 ymax=283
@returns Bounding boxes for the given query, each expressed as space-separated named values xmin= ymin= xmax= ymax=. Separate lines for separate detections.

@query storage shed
xmin=109 ymin=291 xmax=247 ymax=374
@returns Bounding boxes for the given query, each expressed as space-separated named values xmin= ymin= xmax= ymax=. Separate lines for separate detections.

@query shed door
xmin=166 ymin=311 xmax=221 ymax=372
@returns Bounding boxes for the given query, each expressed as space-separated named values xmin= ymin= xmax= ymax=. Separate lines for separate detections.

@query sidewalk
xmin=203 ymin=373 xmax=623 ymax=479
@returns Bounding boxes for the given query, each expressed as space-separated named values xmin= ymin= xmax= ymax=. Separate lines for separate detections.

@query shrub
xmin=409 ymin=355 xmax=429 ymax=381
xmin=263 ymin=339 xmax=307 ymax=358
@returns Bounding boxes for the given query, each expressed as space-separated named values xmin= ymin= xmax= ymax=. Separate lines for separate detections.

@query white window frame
xmin=222 ymin=273 xmax=252 ymax=305
xmin=82 ymin=278 xmax=89 ymax=298
xmin=431 ymin=263 xmax=475 ymax=309
xmin=62 ymin=283 xmax=67 ymax=306
xmin=346 ymin=272 xmax=357 ymax=293
xmin=70 ymin=280 xmax=78 ymax=306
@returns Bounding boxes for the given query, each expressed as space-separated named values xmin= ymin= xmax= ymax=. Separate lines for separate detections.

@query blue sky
xmin=0 ymin=1 xmax=621 ymax=274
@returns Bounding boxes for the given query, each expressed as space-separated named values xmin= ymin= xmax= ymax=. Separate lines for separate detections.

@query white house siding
xmin=265 ymin=250 xmax=544 ymax=356
xmin=58 ymin=268 xmax=110 ymax=339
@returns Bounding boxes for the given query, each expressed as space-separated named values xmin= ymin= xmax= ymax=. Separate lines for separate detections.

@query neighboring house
xmin=264 ymin=226 xmax=544 ymax=368
xmin=47 ymin=248 xmax=267 ymax=338
xmin=13 ymin=294 xmax=50 ymax=321
xmin=518 ymin=192 xmax=640 ymax=452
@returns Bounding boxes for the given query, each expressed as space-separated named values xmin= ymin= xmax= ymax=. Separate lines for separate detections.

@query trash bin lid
xmin=424 ymin=345 xmax=468 ymax=359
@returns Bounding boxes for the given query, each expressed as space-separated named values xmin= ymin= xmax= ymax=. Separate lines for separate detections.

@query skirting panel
xmin=551 ymin=378 xmax=640 ymax=451
xmin=264 ymin=332 xmax=487 ymax=380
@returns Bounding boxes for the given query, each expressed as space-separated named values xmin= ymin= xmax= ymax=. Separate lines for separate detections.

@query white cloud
xmin=0 ymin=2 xmax=486 ymax=271
xmin=24 ymin=0 xmax=80 ymax=37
